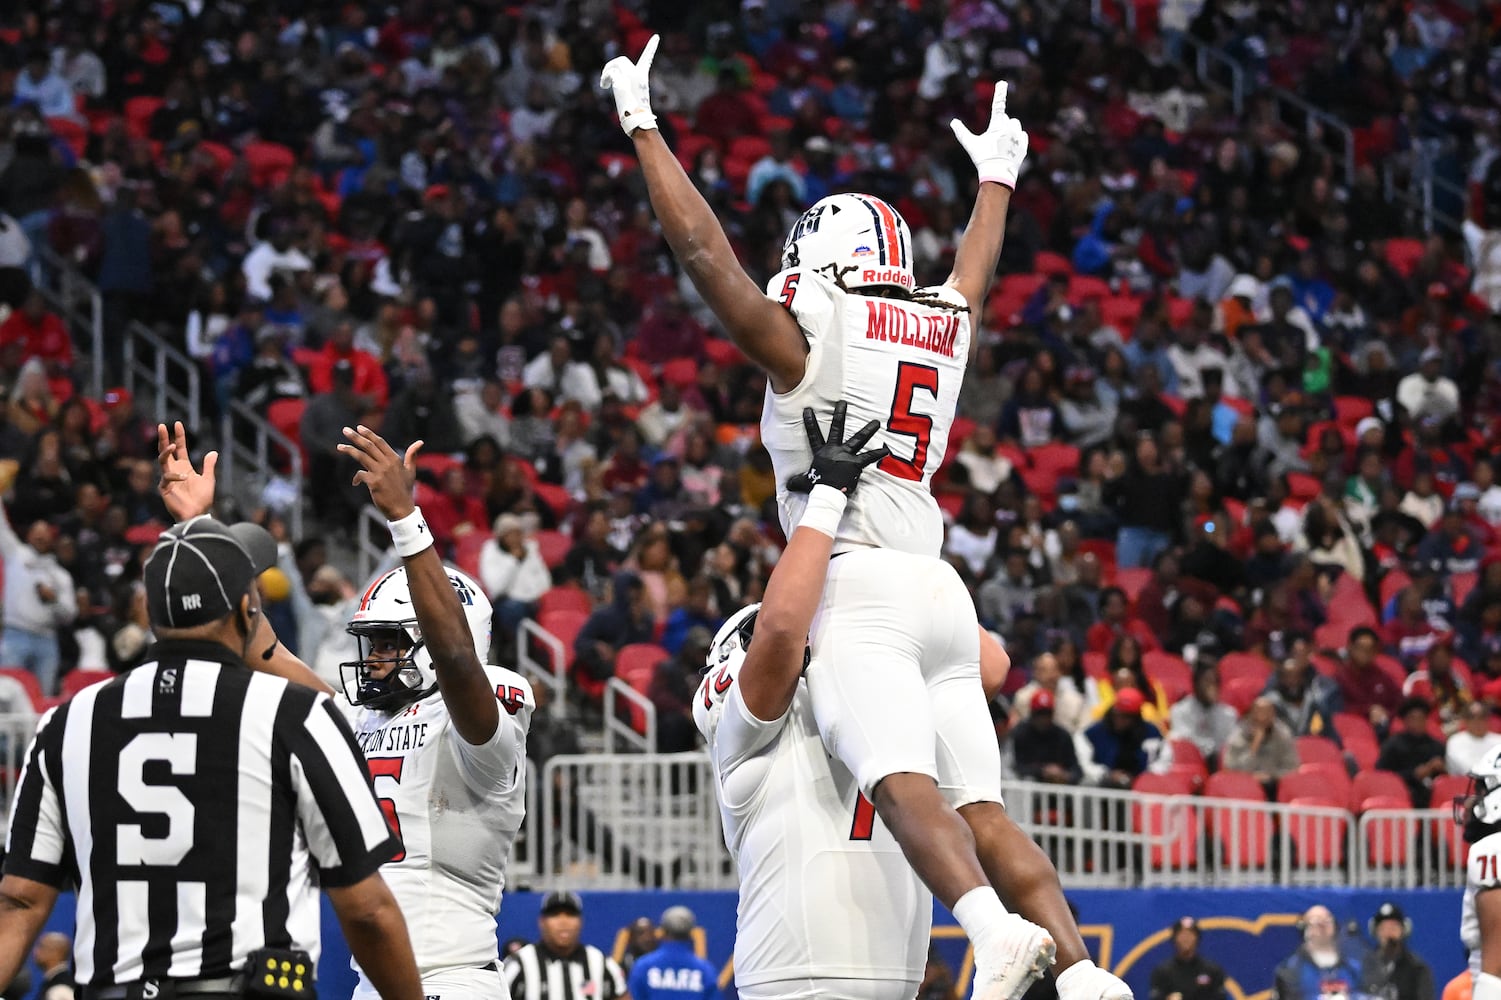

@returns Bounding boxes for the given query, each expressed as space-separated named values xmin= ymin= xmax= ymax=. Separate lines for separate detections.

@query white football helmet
xmin=341 ymin=565 xmax=493 ymax=711
xmin=692 ymin=604 xmax=761 ymax=740
xmin=781 ymin=193 xmax=915 ymax=294
xmin=1459 ymin=743 xmax=1501 ymax=832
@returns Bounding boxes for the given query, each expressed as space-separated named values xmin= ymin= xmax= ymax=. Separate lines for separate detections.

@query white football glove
xmin=600 ymin=34 xmax=660 ymax=136
xmin=950 ymin=81 xmax=1029 ymax=189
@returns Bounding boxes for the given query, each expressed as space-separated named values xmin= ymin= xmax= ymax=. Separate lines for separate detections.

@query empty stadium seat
xmin=1203 ymin=771 xmax=1273 ymax=869
xmin=538 ymin=586 xmax=592 ymax=617
xmin=1295 ymin=736 xmax=1345 ymax=768
xmin=1285 ymin=799 xmax=1348 ymax=868
xmin=534 ymin=530 xmax=572 ymax=569
xmin=1221 ymin=675 xmax=1262 ymax=715
xmin=1143 ymin=650 xmax=1193 ymax=704
xmin=1131 ymin=773 xmax=1199 ymax=869
xmin=1116 ymin=568 xmax=1153 ymax=607
xmin=1333 ymin=713 xmax=1378 ymax=746
xmin=1351 ymin=771 xmax=1411 ymax=812
xmin=1217 ymin=652 xmax=1271 ymax=691
xmin=1279 ymin=763 xmax=1351 ymax=805
xmin=60 ymin=669 xmax=113 ymax=700
xmin=0 ymin=668 xmax=44 ymax=713
xmin=538 ymin=610 xmax=588 ymax=671
xmin=451 ymin=531 xmax=490 ymax=581
xmin=614 ymin=643 xmax=667 ymax=734
xmin=1362 ymin=802 xmax=1414 ymax=867
xmin=1343 ymin=738 xmax=1380 ymax=774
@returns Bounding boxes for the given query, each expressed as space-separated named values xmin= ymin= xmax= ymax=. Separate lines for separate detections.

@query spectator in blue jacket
xmin=627 ymin=907 xmax=717 ymax=1000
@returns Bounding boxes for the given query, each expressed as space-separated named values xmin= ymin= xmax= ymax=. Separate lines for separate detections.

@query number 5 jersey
xmin=760 ymin=267 xmax=971 ymax=558
xmin=339 ymin=666 xmax=533 ymax=980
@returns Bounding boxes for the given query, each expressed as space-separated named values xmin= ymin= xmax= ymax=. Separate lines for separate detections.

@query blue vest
xmin=626 ymin=941 xmax=718 ymax=1000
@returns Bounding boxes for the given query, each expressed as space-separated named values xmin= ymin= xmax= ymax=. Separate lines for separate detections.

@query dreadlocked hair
xmin=813 ymin=264 xmax=970 ymax=315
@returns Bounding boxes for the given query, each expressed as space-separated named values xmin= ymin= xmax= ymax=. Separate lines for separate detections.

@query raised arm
xmin=736 ymin=403 xmax=887 ymax=721
xmin=602 ymin=35 xmax=807 ymax=393
xmin=339 ymin=426 xmax=499 ymax=746
xmin=944 ymin=82 xmax=1029 ymax=325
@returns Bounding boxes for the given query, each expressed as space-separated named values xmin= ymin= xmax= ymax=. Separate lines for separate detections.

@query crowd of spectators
xmin=0 ymin=0 xmax=1496 ymax=797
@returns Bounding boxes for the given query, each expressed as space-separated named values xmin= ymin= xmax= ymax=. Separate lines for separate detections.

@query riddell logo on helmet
xmin=862 ymin=268 xmax=915 ymax=290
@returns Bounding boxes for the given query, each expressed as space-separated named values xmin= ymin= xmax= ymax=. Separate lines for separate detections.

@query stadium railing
xmin=36 ymin=246 xmax=105 ymax=401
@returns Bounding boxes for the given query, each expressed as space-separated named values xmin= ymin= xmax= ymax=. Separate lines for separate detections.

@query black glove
xmin=786 ymin=401 xmax=890 ymax=496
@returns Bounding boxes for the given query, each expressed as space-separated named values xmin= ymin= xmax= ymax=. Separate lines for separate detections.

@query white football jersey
xmin=1464 ymin=829 xmax=1501 ymax=973
xmin=762 ymin=267 xmax=971 ymax=558
xmin=697 ymin=670 xmax=931 ymax=988
xmin=339 ymin=665 xmax=533 ymax=978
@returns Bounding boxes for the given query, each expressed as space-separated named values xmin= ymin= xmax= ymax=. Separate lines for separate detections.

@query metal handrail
xmin=516 ymin=617 xmax=569 ymax=717
xmin=122 ymin=320 xmax=202 ymax=429
xmin=355 ymin=505 xmax=388 ymax=585
xmin=603 ymin=678 xmax=656 ymax=753
xmin=34 ymin=246 xmax=105 ymax=400
xmin=217 ymin=398 xmax=303 ymax=538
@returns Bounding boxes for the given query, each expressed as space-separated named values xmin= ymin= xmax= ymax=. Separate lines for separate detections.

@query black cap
xmin=1372 ymin=902 xmax=1406 ymax=926
xmin=143 ymin=517 xmax=278 ymax=628
xmin=540 ymin=890 xmax=583 ymax=916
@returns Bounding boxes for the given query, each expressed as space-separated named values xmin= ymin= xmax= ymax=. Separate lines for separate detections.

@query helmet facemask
xmin=341 ymin=622 xmax=434 ymax=712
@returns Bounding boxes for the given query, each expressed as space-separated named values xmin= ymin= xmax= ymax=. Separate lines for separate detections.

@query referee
xmin=0 ymin=515 xmax=423 ymax=1000
xmin=504 ymin=891 xmax=627 ymax=1000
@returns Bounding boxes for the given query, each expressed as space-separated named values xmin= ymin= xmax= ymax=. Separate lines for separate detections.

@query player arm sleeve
xmin=285 ymin=694 xmax=401 ymax=886
xmin=2 ymin=708 xmax=69 ymax=888
xmin=715 ymin=684 xmax=789 ymax=774
xmin=451 ymin=676 xmax=533 ymax=791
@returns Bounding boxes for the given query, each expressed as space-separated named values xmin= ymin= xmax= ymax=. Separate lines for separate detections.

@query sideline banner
xmin=30 ymin=887 xmax=1468 ymax=999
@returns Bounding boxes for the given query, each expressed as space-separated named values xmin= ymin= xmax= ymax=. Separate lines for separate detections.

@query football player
xmin=604 ymin=37 xmax=1075 ymax=1000
xmin=1459 ymin=743 xmax=1501 ymax=998
xmin=156 ymin=421 xmax=533 ymax=1000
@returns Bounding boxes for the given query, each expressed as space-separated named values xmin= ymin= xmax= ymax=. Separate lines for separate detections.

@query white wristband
xmin=797 ymin=485 xmax=848 ymax=539
xmin=388 ymin=507 xmax=434 ymax=558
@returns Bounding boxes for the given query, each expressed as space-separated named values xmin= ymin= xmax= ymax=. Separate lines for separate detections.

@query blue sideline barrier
xmin=28 ymin=887 xmax=1469 ymax=999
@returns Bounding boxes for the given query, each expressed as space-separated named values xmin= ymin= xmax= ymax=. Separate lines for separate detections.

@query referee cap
xmin=540 ymin=890 xmax=583 ymax=916
xmin=143 ymin=516 xmax=278 ymax=628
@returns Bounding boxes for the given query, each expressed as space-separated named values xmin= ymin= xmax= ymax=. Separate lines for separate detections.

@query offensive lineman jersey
xmin=339 ymin=665 xmax=534 ymax=979
xmin=1464 ymin=829 xmax=1501 ymax=974
xmin=697 ymin=668 xmax=930 ymax=987
xmin=761 ymin=267 xmax=971 ymax=558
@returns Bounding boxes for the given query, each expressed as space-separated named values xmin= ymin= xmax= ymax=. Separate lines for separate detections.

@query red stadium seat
xmin=1082 ymin=652 xmax=1108 ymax=679
xmin=1333 ymin=396 xmax=1375 ymax=428
xmin=1379 ymin=570 xmax=1413 ymax=609
xmin=1281 ymin=763 xmax=1351 ymax=803
xmin=47 ymin=117 xmax=87 ymax=157
xmin=614 ymin=643 xmax=668 ymax=734
xmin=1285 ymin=800 xmax=1348 ymax=867
xmin=1099 ymin=296 xmax=1142 ymax=332
xmin=1295 ymin=736 xmax=1345 ymax=768
xmin=1334 ymin=713 xmax=1378 ymax=746
xmin=1203 ymin=771 xmax=1273 ymax=868
xmin=1132 ymin=773 xmax=1199 ymax=869
xmin=1029 ymin=443 xmax=1081 ymax=482
xmin=534 ymin=530 xmax=572 ymax=569
xmin=1221 ymin=675 xmax=1262 ymax=714
xmin=538 ymin=609 xmax=588 ymax=676
xmin=1343 ymin=738 xmax=1380 ymax=774
xmin=1363 ymin=803 xmax=1414 ymax=867
xmin=124 ymin=96 xmax=163 ymax=137
xmin=1115 ymin=567 xmax=1153 ymax=607
xmin=1217 ymin=652 xmax=1271 ymax=691
xmin=60 ymin=669 xmax=113 ymax=700
xmin=1351 ymin=771 xmax=1411 ymax=812
xmin=1286 ymin=472 xmax=1322 ymax=502
xmin=0 ymin=668 xmax=44 ymax=713
xmin=538 ymin=586 xmax=592 ymax=617
xmin=661 ymin=358 xmax=699 ymax=390
xmin=452 ymin=531 xmax=490 ymax=582
xmin=1453 ymin=571 xmax=1479 ymax=609
xmin=244 ymin=141 xmax=297 ymax=188
xmin=1033 ymin=251 xmax=1071 ymax=276
xmin=1143 ymin=650 xmax=1193 ymax=704
xmin=998 ymin=273 xmax=1048 ymax=301
xmin=729 ymin=135 xmax=772 ymax=162
xmin=1067 ymin=275 xmax=1111 ymax=303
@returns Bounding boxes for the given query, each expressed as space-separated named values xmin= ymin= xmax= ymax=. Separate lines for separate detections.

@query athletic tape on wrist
xmin=798 ymin=485 xmax=848 ymax=539
xmin=388 ymin=507 xmax=435 ymax=558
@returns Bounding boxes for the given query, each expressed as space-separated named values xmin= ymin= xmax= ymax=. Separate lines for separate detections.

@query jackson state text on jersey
xmin=761 ymin=267 xmax=970 ymax=558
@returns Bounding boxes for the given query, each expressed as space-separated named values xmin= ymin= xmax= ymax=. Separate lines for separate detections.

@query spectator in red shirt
xmin=1339 ymin=625 xmax=1405 ymax=734
xmin=634 ymin=290 xmax=706 ymax=366
xmin=0 ymin=290 xmax=73 ymax=375
xmin=694 ymin=69 xmax=763 ymax=147
xmin=422 ymin=466 xmax=488 ymax=554
xmin=1085 ymin=586 xmax=1160 ymax=654
xmin=305 ymin=318 xmax=389 ymax=409
xmin=603 ymin=426 xmax=650 ymax=495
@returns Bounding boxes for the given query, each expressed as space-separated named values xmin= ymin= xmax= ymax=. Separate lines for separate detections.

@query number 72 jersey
xmin=761 ymin=267 xmax=970 ymax=558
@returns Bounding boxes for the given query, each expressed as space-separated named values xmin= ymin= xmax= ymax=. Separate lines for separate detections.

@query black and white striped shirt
xmin=504 ymin=943 xmax=627 ymax=1000
xmin=3 ymin=640 xmax=399 ymax=988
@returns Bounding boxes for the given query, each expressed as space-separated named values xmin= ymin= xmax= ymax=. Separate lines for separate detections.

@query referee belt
xmin=83 ymin=975 xmax=246 ymax=1000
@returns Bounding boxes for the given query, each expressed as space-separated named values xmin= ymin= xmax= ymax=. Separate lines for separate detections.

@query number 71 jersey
xmin=761 ymin=267 xmax=970 ymax=558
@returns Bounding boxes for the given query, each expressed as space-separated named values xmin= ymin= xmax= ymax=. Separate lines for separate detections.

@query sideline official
xmin=0 ymin=516 xmax=423 ymax=1000
xmin=627 ymin=907 xmax=715 ymax=1000
xmin=504 ymin=891 xmax=627 ymax=1000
